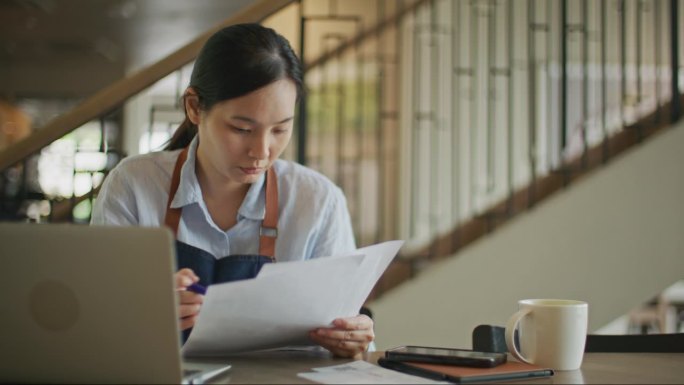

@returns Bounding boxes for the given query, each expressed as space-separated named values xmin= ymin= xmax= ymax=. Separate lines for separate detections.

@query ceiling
xmin=0 ymin=0 xmax=255 ymax=100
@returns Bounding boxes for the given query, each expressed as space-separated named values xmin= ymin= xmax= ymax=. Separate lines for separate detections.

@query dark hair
xmin=164 ymin=23 xmax=303 ymax=150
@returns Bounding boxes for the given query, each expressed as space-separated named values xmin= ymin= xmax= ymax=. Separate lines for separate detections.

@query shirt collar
xmin=238 ymin=171 xmax=266 ymax=221
xmin=169 ymin=135 xmax=267 ymax=221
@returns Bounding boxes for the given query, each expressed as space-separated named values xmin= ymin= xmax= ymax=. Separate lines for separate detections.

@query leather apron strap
xmin=164 ymin=147 xmax=278 ymax=260
xmin=260 ymin=169 xmax=278 ymax=259
xmin=164 ymin=148 xmax=188 ymax=235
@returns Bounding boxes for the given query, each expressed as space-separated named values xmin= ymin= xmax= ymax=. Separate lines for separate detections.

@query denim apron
xmin=164 ymin=147 xmax=279 ymax=342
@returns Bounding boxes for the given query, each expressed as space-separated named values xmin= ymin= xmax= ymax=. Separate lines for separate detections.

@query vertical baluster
xmin=546 ymin=0 xmax=554 ymax=170
xmin=90 ymin=115 xmax=107 ymax=222
xmin=528 ymin=0 xmax=538 ymax=206
xmin=429 ymin=0 xmax=439 ymax=251
xmin=637 ymin=0 xmax=643 ymax=113
xmin=354 ymin=36 xmax=364 ymax=243
xmin=298 ymin=0 xmax=308 ymax=165
xmin=507 ymin=0 xmax=515 ymax=214
xmin=559 ymin=0 xmax=566 ymax=152
xmin=654 ymin=0 xmax=662 ymax=123
xmin=375 ymin=0 xmax=385 ymax=244
xmin=486 ymin=0 xmax=496 ymax=194
xmin=470 ymin=0 xmax=479 ymax=213
xmin=451 ymin=0 xmax=462 ymax=248
xmin=581 ymin=0 xmax=589 ymax=166
xmin=394 ymin=0 xmax=404 ymax=240
xmin=601 ymin=0 xmax=610 ymax=163
xmin=319 ymin=56 xmax=329 ymax=170
xmin=635 ymin=0 xmax=644 ymax=140
xmin=620 ymin=0 xmax=627 ymax=127
xmin=671 ymin=0 xmax=681 ymax=123
xmin=335 ymin=47 xmax=345 ymax=189
xmin=70 ymin=140 xmax=77 ymax=223
xmin=410 ymin=8 xmax=420 ymax=238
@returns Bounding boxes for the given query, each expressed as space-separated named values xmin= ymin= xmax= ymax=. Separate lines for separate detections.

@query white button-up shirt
xmin=91 ymin=136 xmax=356 ymax=261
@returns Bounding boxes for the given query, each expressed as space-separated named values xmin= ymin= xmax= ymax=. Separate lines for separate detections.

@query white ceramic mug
xmin=505 ymin=299 xmax=588 ymax=371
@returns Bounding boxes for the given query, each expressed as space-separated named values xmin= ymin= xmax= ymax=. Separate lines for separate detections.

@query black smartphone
xmin=385 ymin=346 xmax=507 ymax=368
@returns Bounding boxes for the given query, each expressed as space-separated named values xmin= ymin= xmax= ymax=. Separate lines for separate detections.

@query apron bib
xmin=164 ymin=147 xmax=279 ymax=342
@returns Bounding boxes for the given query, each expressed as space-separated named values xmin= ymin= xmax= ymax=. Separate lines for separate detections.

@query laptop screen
xmin=1 ymin=223 xmax=186 ymax=383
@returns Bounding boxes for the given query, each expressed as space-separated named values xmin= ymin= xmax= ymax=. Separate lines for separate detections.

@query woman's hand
xmin=309 ymin=314 xmax=374 ymax=359
xmin=175 ymin=268 xmax=203 ymax=330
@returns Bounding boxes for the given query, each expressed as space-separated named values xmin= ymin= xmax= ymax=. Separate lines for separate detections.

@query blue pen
xmin=187 ymin=282 xmax=207 ymax=295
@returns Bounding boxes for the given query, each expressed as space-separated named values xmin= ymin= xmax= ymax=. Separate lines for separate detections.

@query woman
xmin=91 ymin=23 xmax=373 ymax=358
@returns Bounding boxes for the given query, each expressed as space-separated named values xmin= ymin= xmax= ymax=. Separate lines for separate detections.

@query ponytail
xmin=164 ymin=118 xmax=197 ymax=151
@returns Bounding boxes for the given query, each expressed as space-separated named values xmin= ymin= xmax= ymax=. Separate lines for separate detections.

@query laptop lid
xmin=0 ymin=223 xmax=226 ymax=384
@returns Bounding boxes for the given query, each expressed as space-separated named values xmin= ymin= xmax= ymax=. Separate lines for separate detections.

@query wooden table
xmin=194 ymin=350 xmax=684 ymax=384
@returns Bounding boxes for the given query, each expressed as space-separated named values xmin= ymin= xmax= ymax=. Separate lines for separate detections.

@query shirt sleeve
xmin=309 ymin=186 xmax=357 ymax=259
xmin=90 ymin=167 xmax=140 ymax=226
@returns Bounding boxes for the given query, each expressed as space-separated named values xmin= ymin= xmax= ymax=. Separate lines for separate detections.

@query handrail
xmin=0 ymin=0 xmax=293 ymax=172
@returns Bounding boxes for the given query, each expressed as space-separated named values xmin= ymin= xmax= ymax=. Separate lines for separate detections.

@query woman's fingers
xmin=178 ymin=289 xmax=203 ymax=303
xmin=179 ymin=314 xmax=197 ymax=331
xmin=178 ymin=303 xmax=202 ymax=318
xmin=177 ymin=291 xmax=203 ymax=330
xmin=175 ymin=268 xmax=199 ymax=289
xmin=326 ymin=315 xmax=374 ymax=341
xmin=333 ymin=315 xmax=373 ymax=330
xmin=309 ymin=314 xmax=374 ymax=358
xmin=311 ymin=332 xmax=370 ymax=348
xmin=309 ymin=333 xmax=367 ymax=358
xmin=175 ymin=269 xmax=202 ymax=330
xmin=314 ymin=327 xmax=374 ymax=343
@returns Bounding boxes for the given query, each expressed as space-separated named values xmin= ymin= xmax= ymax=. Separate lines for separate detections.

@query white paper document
xmin=297 ymin=360 xmax=447 ymax=384
xmin=181 ymin=240 xmax=404 ymax=357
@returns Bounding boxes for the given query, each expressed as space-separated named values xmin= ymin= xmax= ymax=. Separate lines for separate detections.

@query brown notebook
xmin=378 ymin=358 xmax=554 ymax=383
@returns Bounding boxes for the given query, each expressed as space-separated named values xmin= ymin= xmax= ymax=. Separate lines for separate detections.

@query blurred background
xmin=1 ymin=0 xmax=683 ymax=350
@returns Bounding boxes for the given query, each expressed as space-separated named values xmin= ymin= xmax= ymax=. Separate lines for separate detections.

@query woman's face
xmin=188 ymin=79 xmax=296 ymax=186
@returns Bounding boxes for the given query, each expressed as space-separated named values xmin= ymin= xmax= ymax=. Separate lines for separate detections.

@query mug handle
xmin=505 ymin=308 xmax=532 ymax=364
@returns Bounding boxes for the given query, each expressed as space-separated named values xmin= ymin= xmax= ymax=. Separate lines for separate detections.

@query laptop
xmin=0 ymin=223 xmax=231 ymax=384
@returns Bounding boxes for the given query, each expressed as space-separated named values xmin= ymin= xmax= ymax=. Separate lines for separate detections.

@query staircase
xmin=369 ymin=119 xmax=684 ymax=350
